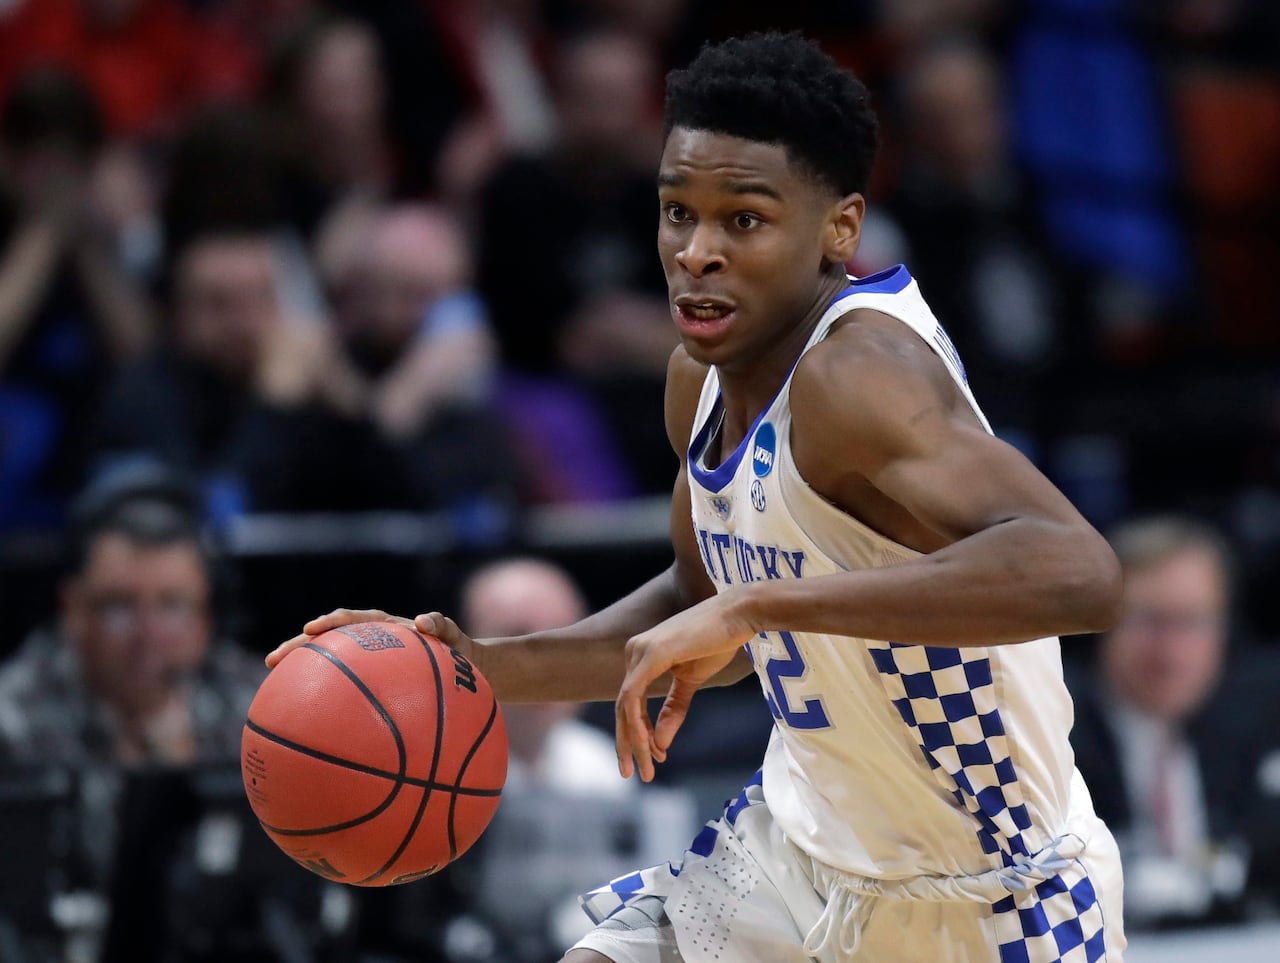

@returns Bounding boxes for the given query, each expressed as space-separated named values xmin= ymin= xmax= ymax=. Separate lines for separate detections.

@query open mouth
xmin=674 ymin=295 xmax=737 ymax=334
xmin=674 ymin=303 xmax=737 ymax=337
xmin=683 ymin=302 xmax=732 ymax=321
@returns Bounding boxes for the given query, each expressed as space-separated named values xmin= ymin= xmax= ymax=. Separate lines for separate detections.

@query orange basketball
xmin=241 ymin=621 xmax=507 ymax=886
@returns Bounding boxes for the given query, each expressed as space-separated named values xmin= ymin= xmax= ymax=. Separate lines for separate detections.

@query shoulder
xmin=0 ymin=631 xmax=64 ymax=694
xmin=0 ymin=651 xmax=37 ymax=720
xmin=0 ymin=634 xmax=75 ymax=755
xmin=791 ymin=308 xmax=964 ymax=447
xmin=663 ymin=344 xmax=711 ymax=455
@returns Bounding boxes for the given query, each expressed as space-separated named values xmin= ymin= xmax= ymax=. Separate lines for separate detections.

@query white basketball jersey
xmin=686 ymin=265 xmax=1084 ymax=880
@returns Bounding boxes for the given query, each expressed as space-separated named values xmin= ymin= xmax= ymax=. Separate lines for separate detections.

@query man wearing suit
xmin=1068 ymin=515 xmax=1263 ymax=927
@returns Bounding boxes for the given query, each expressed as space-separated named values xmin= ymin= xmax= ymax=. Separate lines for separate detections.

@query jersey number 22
xmin=756 ymin=631 xmax=832 ymax=730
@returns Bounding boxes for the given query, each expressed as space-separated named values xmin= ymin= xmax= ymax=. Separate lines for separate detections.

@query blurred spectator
xmin=215 ymin=1 xmax=471 ymax=204
xmin=884 ymin=36 xmax=1063 ymax=445
xmin=93 ymin=217 xmax=518 ymax=518
xmin=0 ymin=468 xmax=262 ymax=892
xmin=477 ymin=30 xmax=676 ymax=499
xmin=426 ymin=0 xmax=557 ymax=207
xmin=88 ymin=138 xmax=162 ymax=283
xmin=0 ymin=467 xmax=338 ymax=960
xmin=264 ymin=13 xmax=397 ymax=242
xmin=0 ymin=66 xmax=155 ymax=530
xmin=330 ymin=203 xmax=497 ymax=442
xmin=89 ymin=226 xmax=369 ymax=513
xmin=0 ymin=0 xmax=256 ymax=139
xmin=0 ymin=468 xmax=260 ymax=770
xmin=1068 ymin=516 xmax=1270 ymax=926
xmin=454 ymin=558 xmax=694 ymax=961
xmin=329 ymin=0 xmax=474 ymax=203
xmin=478 ymin=28 xmax=667 ymax=375
xmin=160 ymin=102 xmax=287 ymax=272
xmin=326 ymin=201 xmax=522 ymax=512
xmin=461 ymin=557 xmax=630 ymax=798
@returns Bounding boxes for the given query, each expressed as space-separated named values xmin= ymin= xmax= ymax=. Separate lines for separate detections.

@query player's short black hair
xmin=664 ymin=32 xmax=880 ymax=197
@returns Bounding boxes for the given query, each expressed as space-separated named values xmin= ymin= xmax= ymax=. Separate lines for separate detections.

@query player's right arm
xmin=266 ymin=346 xmax=752 ymax=704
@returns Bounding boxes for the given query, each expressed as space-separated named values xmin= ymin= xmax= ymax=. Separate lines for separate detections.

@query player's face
xmin=656 ymin=127 xmax=856 ymax=371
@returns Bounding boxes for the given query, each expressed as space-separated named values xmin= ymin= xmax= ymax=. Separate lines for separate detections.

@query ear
xmin=823 ymin=193 xmax=865 ymax=265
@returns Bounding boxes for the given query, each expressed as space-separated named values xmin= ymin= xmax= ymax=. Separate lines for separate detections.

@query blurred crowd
xmin=1 ymin=0 xmax=1279 ymax=536
xmin=1 ymin=0 xmax=1280 ymax=960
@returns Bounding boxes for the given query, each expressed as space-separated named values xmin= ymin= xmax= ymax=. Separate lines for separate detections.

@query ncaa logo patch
xmin=752 ymin=422 xmax=777 ymax=478
xmin=750 ymin=479 xmax=767 ymax=512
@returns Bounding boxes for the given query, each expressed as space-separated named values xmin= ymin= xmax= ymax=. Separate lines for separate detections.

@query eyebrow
xmin=656 ymin=172 xmax=784 ymax=202
xmin=726 ymin=180 xmax=783 ymax=201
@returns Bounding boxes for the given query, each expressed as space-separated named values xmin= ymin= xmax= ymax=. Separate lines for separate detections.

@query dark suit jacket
xmin=1067 ymin=649 xmax=1280 ymax=919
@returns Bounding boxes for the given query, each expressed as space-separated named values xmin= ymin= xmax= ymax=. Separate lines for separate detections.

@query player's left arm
xmin=754 ymin=314 xmax=1124 ymax=646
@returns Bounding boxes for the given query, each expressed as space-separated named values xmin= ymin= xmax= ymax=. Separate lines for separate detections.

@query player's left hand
xmin=616 ymin=590 xmax=756 ymax=782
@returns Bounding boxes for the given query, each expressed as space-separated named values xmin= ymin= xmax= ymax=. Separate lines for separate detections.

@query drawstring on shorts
xmin=803 ymin=883 xmax=875 ymax=957
xmin=802 ymin=834 xmax=1086 ymax=958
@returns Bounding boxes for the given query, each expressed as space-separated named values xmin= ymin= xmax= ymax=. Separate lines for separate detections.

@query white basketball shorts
xmin=572 ymin=772 xmax=1126 ymax=963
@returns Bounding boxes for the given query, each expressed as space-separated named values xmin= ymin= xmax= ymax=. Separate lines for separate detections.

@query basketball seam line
xmin=301 ymin=641 xmax=410 ymax=779
xmin=356 ymin=628 xmax=450 ymax=884
xmin=447 ymin=695 xmax=502 ymax=862
xmin=250 ymin=642 xmax=412 ymax=838
xmin=243 ymin=718 xmax=502 ymax=798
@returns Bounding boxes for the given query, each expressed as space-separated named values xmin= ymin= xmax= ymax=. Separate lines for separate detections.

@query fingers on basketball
xmin=416 ymin=612 xmax=463 ymax=644
xmin=304 ymin=608 xmax=396 ymax=636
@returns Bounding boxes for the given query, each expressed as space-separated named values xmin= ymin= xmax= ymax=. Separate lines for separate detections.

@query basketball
xmin=241 ymin=621 xmax=507 ymax=886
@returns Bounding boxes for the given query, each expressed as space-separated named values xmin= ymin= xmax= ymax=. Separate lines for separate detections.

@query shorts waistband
xmin=804 ymin=833 xmax=1087 ymax=958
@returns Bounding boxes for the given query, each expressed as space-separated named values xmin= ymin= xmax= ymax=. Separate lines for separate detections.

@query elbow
xmin=1062 ymin=536 xmax=1124 ymax=635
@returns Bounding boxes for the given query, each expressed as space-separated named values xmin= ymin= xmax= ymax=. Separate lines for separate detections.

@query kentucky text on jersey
xmin=695 ymin=528 xmax=806 ymax=585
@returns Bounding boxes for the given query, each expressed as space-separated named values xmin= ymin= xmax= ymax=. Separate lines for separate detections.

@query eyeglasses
xmin=1116 ymin=608 xmax=1225 ymax=636
xmin=86 ymin=595 xmax=207 ymax=636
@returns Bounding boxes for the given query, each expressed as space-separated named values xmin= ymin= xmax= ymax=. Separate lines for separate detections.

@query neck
xmin=716 ymin=266 xmax=848 ymax=433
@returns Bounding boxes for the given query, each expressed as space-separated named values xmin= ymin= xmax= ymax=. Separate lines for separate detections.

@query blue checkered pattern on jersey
xmin=870 ymin=642 xmax=1109 ymax=962
xmin=869 ymin=642 xmax=1037 ymax=862
xmin=990 ymin=864 xmax=1109 ymax=962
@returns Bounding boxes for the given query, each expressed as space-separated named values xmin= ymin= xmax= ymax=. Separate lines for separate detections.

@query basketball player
xmin=270 ymin=33 xmax=1127 ymax=962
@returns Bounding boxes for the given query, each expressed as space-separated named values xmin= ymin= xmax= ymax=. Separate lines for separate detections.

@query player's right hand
xmin=265 ymin=608 xmax=473 ymax=669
